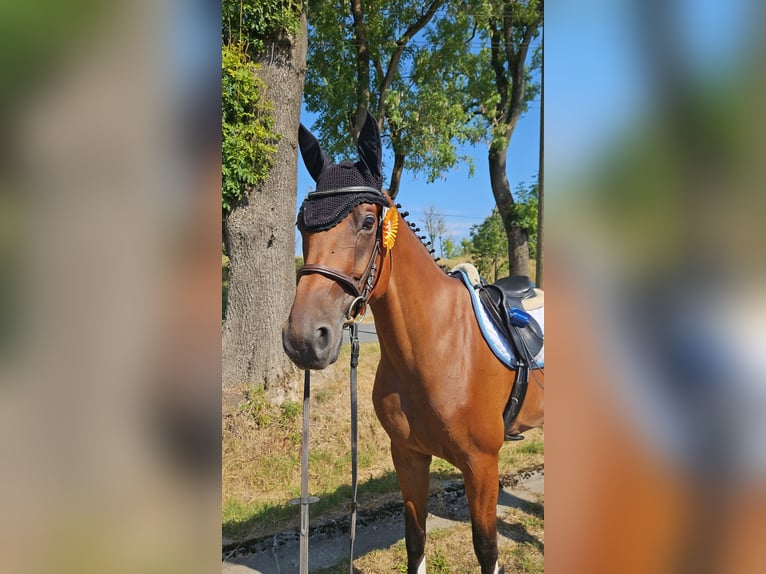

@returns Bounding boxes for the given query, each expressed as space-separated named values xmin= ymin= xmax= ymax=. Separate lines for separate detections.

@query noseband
xmin=297 ymin=203 xmax=385 ymax=323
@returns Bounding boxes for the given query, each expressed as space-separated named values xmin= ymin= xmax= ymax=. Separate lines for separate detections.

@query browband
xmin=306 ymin=185 xmax=384 ymax=198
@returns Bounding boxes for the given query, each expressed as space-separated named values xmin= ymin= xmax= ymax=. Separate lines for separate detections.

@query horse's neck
xmin=370 ymin=217 xmax=456 ymax=361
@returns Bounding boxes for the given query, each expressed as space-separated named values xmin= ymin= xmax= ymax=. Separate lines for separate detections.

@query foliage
xmin=441 ymin=237 xmax=462 ymax=259
xmin=464 ymin=181 xmax=537 ymax=278
xmin=304 ymin=0 xmax=483 ymax=190
xmin=512 ymin=180 xmax=538 ymax=258
xmin=430 ymin=548 xmax=451 ymax=573
xmin=221 ymin=43 xmax=278 ymax=213
xmin=417 ymin=0 xmax=542 ymax=272
xmin=221 ymin=1 xmax=304 ymax=214
xmin=467 ymin=208 xmax=509 ymax=282
xmin=303 ymin=0 xmax=542 ymax=273
xmin=415 ymin=0 xmax=542 ymax=147
xmin=222 ymin=0 xmax=303 ymax=55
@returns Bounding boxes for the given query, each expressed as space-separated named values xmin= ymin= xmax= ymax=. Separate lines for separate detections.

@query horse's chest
xmin=372 ymin=371 xmax=468 ymax=453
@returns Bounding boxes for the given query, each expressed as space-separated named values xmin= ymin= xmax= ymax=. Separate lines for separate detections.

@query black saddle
xmin=477 ymin=276 xmax=544 ymax=364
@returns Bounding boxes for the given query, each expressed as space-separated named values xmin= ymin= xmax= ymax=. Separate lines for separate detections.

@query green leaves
xmin=221 ymin=1 xmax=304 ymax=213
xmin=221 ymin=43 xmax=278 ymax=213
xmin=512 ymin=180 xmax=538 ymax=258
xmin=304 ymin=0 xmax=483 ymax=190
xmin=223 ymin=0 xmax=302 ymax=55
xmin=467 ymin=180 xmax=538 ymax=278
xmin=468 ymin=208 xmax=509 ymax=281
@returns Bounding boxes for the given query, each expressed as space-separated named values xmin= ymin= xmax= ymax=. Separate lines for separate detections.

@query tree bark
xmin=508 ymin=224 xmax=529 ymax=277
xmin=388 ymin=151 xmax=405 ymax=199
xmin=222 ymin=14 xmax=308 ymax=391
xmin=488 ymin=143 xmax=529 ymax=276
xmin=350 ymin=0 xmax=371 ymax=139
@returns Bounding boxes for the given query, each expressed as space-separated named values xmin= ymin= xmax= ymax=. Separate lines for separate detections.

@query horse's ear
xmin=299 ymin=124 xmax=332 ymax=182
xmin=357 ymin=111 xmax=382 ymax=180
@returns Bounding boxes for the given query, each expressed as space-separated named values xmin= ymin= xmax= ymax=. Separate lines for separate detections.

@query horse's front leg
xmin=462 ymin=452 xmax=503 ymax=574
xmin=391 ymin=442 xmax=432 ymax=573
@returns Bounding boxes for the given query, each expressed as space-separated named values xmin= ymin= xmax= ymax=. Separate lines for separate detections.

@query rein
xmin=295 ymin=323 xmax=361 ymax=574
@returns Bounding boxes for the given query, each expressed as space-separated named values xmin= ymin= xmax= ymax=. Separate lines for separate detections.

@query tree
xmin=466 ymin=181 xmax=536 ymax=281
xmin=422 ymin=206 xmax=447 ymax=257
xmin=512 ymin=180 xmax=538 ymax=260
xmin=467 ymin=208 xmax=508 ymax=282
xmin=441 ymin=237 xmax=462 ymax=259
xmin=221 ymin=0 xmax=307 ymax=392
xmin=304 ymin=0 xmax=483 ymax=198
xmin=415 ymin=0 xmax=542 ymax=275
xmin=221 ymin=44 xmax=277 ymax=213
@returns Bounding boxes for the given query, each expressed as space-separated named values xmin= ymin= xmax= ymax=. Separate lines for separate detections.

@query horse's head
xmin=283 ymin=112 xmax=391 ymax=370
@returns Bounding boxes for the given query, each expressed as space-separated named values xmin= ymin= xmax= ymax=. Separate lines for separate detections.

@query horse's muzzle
xmin=282 ymin=319 xmax=342 ymax=370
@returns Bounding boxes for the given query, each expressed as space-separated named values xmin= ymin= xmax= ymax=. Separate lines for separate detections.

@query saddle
xmin=464 ymin=274 xmax=544 ymax=442
xmin=477 ymin=276 xmax=544 ymax=364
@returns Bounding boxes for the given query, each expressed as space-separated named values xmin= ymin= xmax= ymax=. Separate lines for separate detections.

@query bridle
xmin=293 ymin=188 xmax=390 ymax=573
xmin=297 ymin=193 xmax=388 ymax=324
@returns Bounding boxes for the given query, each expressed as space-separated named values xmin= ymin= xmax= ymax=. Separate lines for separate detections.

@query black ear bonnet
xmin=298 ymin=112 xmax=388 ymax=232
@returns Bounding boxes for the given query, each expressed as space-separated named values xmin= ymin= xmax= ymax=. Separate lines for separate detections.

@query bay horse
xmin=282 ymin=112 xmax=544 ymax=574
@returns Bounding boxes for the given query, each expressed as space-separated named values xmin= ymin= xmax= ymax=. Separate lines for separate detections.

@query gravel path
xmin=222 ymin=468 xmax=543 ymax=573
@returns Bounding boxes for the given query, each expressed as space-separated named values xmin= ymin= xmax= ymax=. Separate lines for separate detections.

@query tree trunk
xmin=388 ymin=151 xmax=405 ymax=199
xmin=221 ymin=15 xmax=308 ymax=391
xmin=488 ymin=144 xmax=529 ymax=276
xmin=508 ymin=224 xmax=529 ymax=277
xmin=350 ymin=0 xmax=371 ymax=140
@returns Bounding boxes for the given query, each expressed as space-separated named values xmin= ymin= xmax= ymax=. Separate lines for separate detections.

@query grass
xmin=222 ymin=339 xmax=544 ymax=570
xmin=223 ymin=342 xmax=396 ymax=541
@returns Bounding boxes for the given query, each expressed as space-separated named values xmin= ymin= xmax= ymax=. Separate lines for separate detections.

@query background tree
xmin=417 ymin=0 xmax=542 ymax=275
xmin=422 ymin=206 xmax=447 ymax=258
xmin=304 ymin=0 xmax=483 ymax=198
xmin=465 ymin=181 xmax=537 ymax=282
xmin=467 ymin=208 xmax=508 ymax=282
xmin=512 ymin=180 xmax=538 ymax=260
xmin=221 ymin=44 xmax=276 ymax=213
xmin=221 ymin=0 xmax=307 ymax=392
xmin=441 ymin=237 xmax=463 ymax=259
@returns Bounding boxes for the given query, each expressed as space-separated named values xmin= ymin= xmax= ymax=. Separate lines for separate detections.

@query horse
xmin=282 ymin=111 xmax=544 ymax=574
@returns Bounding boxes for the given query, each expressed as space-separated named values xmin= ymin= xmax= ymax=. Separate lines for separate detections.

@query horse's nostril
xmin=316 ymin=326 xmax=331 ymax=350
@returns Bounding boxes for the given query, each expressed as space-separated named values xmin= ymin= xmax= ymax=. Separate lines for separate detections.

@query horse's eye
xmin=362 ymin=215 xmax=376 ymax=230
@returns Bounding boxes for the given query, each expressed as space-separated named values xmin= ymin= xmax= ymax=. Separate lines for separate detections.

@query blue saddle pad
xmin=453 ymin=270 xmax=544 ymax=369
